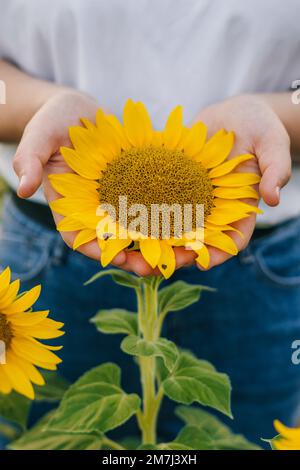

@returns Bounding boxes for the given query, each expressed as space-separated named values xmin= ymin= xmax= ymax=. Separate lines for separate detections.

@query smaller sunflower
xmin=0 ymin=267 xmax=64 ymax=399
xmin=273 ymin=420 xmax=300 ymax=450
xmin=50 ymin=100 xmax=262 ymax=278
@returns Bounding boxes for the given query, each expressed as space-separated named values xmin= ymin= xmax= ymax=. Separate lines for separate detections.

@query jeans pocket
xmin=254 ymin=217 xmax=300 ymax=287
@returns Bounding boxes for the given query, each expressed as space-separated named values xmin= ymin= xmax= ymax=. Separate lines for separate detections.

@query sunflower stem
xmin=136 ymin=277 xmax=163 ymax=445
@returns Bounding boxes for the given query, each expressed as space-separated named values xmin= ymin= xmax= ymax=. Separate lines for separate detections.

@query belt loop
xmin=239 ymin=245 xmax=255 ymax=264
xmin=51 ymin=237 xmax=69 ymax=266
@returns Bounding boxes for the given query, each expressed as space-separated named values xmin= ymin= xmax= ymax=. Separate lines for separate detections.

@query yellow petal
xmin=80 ymin=117 xmax=96 ymax=131
xmin=205 ymin=230 xmax=238 ymax=255
xmin=158 ymin=241 xmax=176 ymax=279
xmin=274 ymin=420 xmax=300 ymax=439
xmin=140 ymin=238 xmax=161 ymax=268
xmin=4 ymin=285 xmax=41 ymax=314
xmin=0 ymin=267 xmax=11 ymax=297
xmin=100 ymin=238 xmax=132 ymax=267
xmin=205 ymin=222 xmax=244 ymax=238
xmin=9 ymin=310 xmax=49 ymax=327
xmin=206 ymin=208 xmax=248 ymax=225
xmin=106 ymin=114 xmax=131 ymax=150
xmin=209 ymin=154 xmax=254 ymax=178
xmin=48 ymin=173 xmax=99 ymax=198
xmin=6 ymin=351 xmax=45 ymax=386
xmin=181 ymin=121 xmax=207 ymax=157
xmin=163 ymin=105 xmax=183 ymax=150
xmin=2 ymin=354 xmax=35 ymax=399
xmin=151 ymin=131 xmax=163 ymax=147
xmin=195 ymin=130 xmax=234 ymax=168
xmin=0 ymin=368 xmax=12 ymax=394
xmin=69 ymin=126 xmax=109 ymax=164
xmin=50 ymin=197 xmax=98 ymax=217
xmin=60 ymin=146 xmax=101 ymax=180
xmin=96 ymin=119 xmax=122 ymax=161
xmin=0 ymin=280 xmax=20 ymax=310
xmin=123 ymin=99 xmax=153 ymax=147
xmin=73 ymin=229 xmax=96 ymax=250
xmin=11 ymin=338 xmax=62 ymax=367
xmin=57 ymin=216 xmax=85 ymax=232
xmin=213 ymin=186 xmax=259 ymax=200
xmin=195 ymin=245 xmax=210 ymax=269
xmin=213 ymin=199 xmax=263 ymax=215
xmin=212 ymin=173 xmax=261 ymax=187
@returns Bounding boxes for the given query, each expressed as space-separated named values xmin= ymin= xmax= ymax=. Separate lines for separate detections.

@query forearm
xmin=258 ymin=92 xmax=300 ymax=159
xmin=0 ymin=59 xmax=63 ymax=141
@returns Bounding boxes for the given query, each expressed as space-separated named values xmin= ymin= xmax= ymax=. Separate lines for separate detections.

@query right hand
xmin=12 ymin=89 xmax=129 ymax=267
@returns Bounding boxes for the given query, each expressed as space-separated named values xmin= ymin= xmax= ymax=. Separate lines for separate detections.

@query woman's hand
xmin=12 ymin=89 xmax=129 ymax=267
xmin=189 ymin=93 xmax=291 ymax=269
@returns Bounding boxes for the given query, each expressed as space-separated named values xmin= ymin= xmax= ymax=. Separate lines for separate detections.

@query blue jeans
xmin=1 ymin=194 xmax=300 ymax=448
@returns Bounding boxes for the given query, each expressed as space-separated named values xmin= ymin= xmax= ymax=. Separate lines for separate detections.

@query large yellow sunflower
xmin=273 ymin=420 xmax=300 ymax=450
xmin=49 ymin=100 xmax=261 ymax=279
xmin=0 ymin=267 xmax=64 ymax=399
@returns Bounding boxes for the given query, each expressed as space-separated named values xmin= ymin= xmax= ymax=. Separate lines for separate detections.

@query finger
xmin=174 ymin=246 xmax=196 ymax=268
xmin=124 ymin=251 xmax=157 ymax=277
xmin=13 ymin=125 xmax=57 ymax=198
xmin=258 ymin=140 xmax=291 ymax=207
xmin=197 ymin=213 xmax=256 ymax=270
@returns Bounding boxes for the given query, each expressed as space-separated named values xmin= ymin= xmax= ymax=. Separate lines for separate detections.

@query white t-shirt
xmin=0 ymin=0 xmax=300 ymax=224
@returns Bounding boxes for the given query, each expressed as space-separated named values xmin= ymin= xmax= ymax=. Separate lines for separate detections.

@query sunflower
xmin=0 ymin=267 xmax=64 ymax=399
xmin=273 ymin=420 xmax=300 ymax=450
xmin=49 ymin=99 xmax=261 ymax=279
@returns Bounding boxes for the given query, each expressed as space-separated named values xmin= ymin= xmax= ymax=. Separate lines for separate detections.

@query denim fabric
xmin=0 ymin=194 xmax=300 ymax=448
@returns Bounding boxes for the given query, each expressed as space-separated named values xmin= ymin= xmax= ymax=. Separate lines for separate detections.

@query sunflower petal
xmin=123 ymin=99 xmax=153 ymax=147
xmin=106 ymin=114 xmax=131 ymax=150
xmin=181 ymin=121 xmax=207 ymax=157
xmin=56 ymin=216 xmax=85 ymax=232
xmin=163 ymin=105 xmax=183 ymax=150
xmin=100 ymin=238 xmax=132 ymax=267
xmin=205 ymin=230 xmax=238 ymax=255
xmin=158 ymin=241 xmax=176 ymax=279
xmin=212 ymin=173 xmax=261 ymax=187
xmin=213 ymin=186 xmax=259 ymax=200
xmin=60 ymin=146 xmax=101 ymax=180
xmin=73 ymin=229 xmax=96 ymax=250
xmin=209 ymin=154 xmax=254 ymax=178
xmin=195 ymin=130 xmax=234 ymax=168
xmin=48 ymin=173 xmax=100 ymax=198
xmin=2 ymin=355 xmax=35 ymax=399
xmin=195 ymin=245 xmax=210 ymax=269
xmin=140 ymin=238 xmax=161 ymax=268
xmin=4 ymin=285 xmax=41 ymax=315
xmin=213 ymin=199 xmax=263 ymax=214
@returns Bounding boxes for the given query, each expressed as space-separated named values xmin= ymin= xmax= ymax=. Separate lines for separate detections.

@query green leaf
xmin=91 ymin=309 xmax=138 ymax=336
xmin=158 ymin=441 xmax=193 ymax=450
xmin=261 ymin=435 xmax=280 ymax=450
xmin=121 ymin=336 xmax=179 ymax=371
xmin=158 ymin=281 xmax=214 ymax=315
xmin=176 ymin=406 xmax=261 ymax=450
xmin=0 ymin=392 xmax=30 ymax=429
xmin=161 ymin=352 xmax=232 ymax=417
xmin=10 ymin=411 xmax=100 ymax=450
xmin=85 ymin=269 xmax=140 ymax=289
xmin=34 ymin=372 xmax=70 ymax=402
xmin=46 ymin=363 xmax=141 ymax=435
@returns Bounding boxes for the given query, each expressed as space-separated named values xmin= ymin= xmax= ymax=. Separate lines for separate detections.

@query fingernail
xmin=19 ymin=175 xmax=26 ymax=189
xmin=276 ymin=186 xmax=280 ymax=201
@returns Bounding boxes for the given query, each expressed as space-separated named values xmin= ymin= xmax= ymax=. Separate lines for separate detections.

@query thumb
xmin=13 ymin=124 xmax=56 ymax=198
xmin=258 ymin=139 xmax=291 ymax=207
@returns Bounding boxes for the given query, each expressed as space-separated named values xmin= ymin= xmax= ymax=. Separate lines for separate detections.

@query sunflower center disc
xmin=0 ymin=313 xmax=13 ymax=348
xmin=99 ymin=146 xmax=214 ymax=237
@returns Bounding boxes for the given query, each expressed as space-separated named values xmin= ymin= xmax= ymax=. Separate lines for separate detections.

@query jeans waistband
xmin=10 ymin=190 xmax=56 ymax=231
